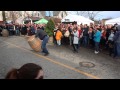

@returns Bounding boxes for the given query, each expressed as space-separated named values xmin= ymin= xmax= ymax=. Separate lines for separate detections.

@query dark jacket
xmin=29 ymin=26 xmax=35 ymax=35
xmin=106 ymin=28 xmax=111 ymax=40
xmin=41 ymin=26 xmax=44 ymax=31
xmin=21 ymin=26 xmax=27 ymax=35
xmin=83 ymin=28 xmax=89 ymax=36
xmin=68 ymin=27 xmax=72 ymax=36
xmin=35 ymin=29 xmax=47 ymax=40
xmin=114 ymin=25 xmax=120 ymax=43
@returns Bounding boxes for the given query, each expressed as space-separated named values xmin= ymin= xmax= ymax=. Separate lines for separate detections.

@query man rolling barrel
xmin=35 ymin=27 xmax=49 ymax=56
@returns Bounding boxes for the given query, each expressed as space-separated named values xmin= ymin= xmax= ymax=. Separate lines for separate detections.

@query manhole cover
xmin=79 ymin=62 xmax=95 ymax=68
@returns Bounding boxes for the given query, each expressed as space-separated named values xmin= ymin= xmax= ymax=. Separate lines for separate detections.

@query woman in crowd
xmin=55 ymin=29 xmax=63 ymax=46
xmin=100 ymin=26 xmax=106 ymax=50
xmin=88 ymin=27 xmax=94 ymax=48
xmin=94 ymin=25 xmax=102 ymax=54
xmin=72 ymin=28 xmax=79 ymax=53
xmin=64 ymin=27 xmax=70 ymax=45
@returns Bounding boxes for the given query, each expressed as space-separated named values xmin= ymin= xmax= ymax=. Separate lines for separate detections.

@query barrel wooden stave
xmin=28 ymin=35 xmax=42 ymax=52
xmin=2 ymin=29 xmax=9 ymax=37
xmin=29 ymin=38 xmax=41 ymax=51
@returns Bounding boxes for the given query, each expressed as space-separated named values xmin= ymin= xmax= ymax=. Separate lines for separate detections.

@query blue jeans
xmin=95 ymin=42 xmax=100 ymax=52
xmin=16 ymin=29 xmax=20 ymax=35
xmin=114 ymin=43 xmax=120 ymax=57
xmin=69 ymin=36 xmax=72 ymax=45
xmin=73 ymin=44 xmax=78 ymax=52
xmin=41 ymin=36 xmax=49 ymax=54
xmin=83 ymin=36 xmax=88 ymax=47
xmin=78 ymin=38 xmax=81 ymax=49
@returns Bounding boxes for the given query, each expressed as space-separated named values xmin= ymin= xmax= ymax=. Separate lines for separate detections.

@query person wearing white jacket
xmin=72 ymin=28 xmax=79 ymax=53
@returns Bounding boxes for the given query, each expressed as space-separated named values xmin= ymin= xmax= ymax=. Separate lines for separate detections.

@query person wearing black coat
xmin=113 ymin=25 xmax=120 ymax=58
xmin=35 ymin=28 xmax=49 ymax=56
xmin=21 ymin=25 xmax=27 ymax=35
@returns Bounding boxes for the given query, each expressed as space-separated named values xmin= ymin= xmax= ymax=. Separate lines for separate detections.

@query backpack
xmin=64 ymin=30 xmax=70 ymax=37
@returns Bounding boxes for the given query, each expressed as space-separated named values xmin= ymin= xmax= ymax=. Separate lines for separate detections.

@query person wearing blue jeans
xmin=83 ymin=36 xmax=88 ymax=47
xmin=41 ymin=35 xmax=49 ymax=55
xmin=94 ymin=26 xmax=101 ymax=54
xmin=82 ymin=25 xmax=89 ymax=47
xmin=35 ymin=27 xmax=49 ymax=56
xmin=16 ymin=29 xmax=20 ymax=36
xmin=95 ymin=42 xmax=99 ymax=53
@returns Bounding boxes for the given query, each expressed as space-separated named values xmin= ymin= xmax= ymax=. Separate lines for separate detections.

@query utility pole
xmin=49 ymin=11 xmax=50 ymax=17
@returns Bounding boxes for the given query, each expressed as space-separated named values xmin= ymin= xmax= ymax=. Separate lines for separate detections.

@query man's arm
xmin=35 ymin=30 xmax=39 ymax=38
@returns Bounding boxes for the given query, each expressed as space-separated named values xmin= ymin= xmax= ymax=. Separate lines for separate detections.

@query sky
xmin=45 ymin=11 xmax=53 ymax=16
xmin=95 ymin=11 xmax=120 ymax=20
xmin=29 ymin=11 xmax=120 ymax=20
xmin=67 ymin=11 xmax=120 ymax=20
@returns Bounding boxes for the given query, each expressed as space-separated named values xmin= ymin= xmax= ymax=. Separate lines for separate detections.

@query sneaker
xmin=95 ymin=51 xmax=99 ymax=54
xmin=94 ymin=51 xmax=97 ymax=54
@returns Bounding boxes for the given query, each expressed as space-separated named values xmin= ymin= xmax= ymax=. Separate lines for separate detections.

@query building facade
xmin=0 ymin=11 xmax=3 ymax=21
xmin=0 ymin=11 xmax=67 ymax=24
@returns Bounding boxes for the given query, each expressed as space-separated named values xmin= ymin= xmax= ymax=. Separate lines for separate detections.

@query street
xmin=0 ymin=36 xmax=120 ymax=79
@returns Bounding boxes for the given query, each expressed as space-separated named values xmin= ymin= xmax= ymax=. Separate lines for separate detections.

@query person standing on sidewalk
xmin=35 ymin=27 xmax=49 ymax=56
xmin=94 ymin=26 xmax=102 ymax=54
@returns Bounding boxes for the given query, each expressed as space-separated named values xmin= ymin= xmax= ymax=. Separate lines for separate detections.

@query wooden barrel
xmin=1 ymin=29 xmax=9 ymax=37
xmin=27 ymin=35 xmax=42 ymax=52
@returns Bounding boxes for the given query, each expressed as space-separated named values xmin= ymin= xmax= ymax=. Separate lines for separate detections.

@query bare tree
xmin=10 ymin=11 xmax=17 ymax=23
xmin=2 ymin=11 xmax=6 ymax=22
xmin=7 ymin=11 xmax=21 ymax=23
xmin=75 ymin=11 xmax=88 ymax=16
xmin=87 ymin=11 xmax=101 ymax=21
xmin=4 ymin=11 xmax=31 ymax=24
xmin=18 ymin=11 xmax=23 ymax=17
xmin=68 ymin=11 xmax=102 ymax=21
